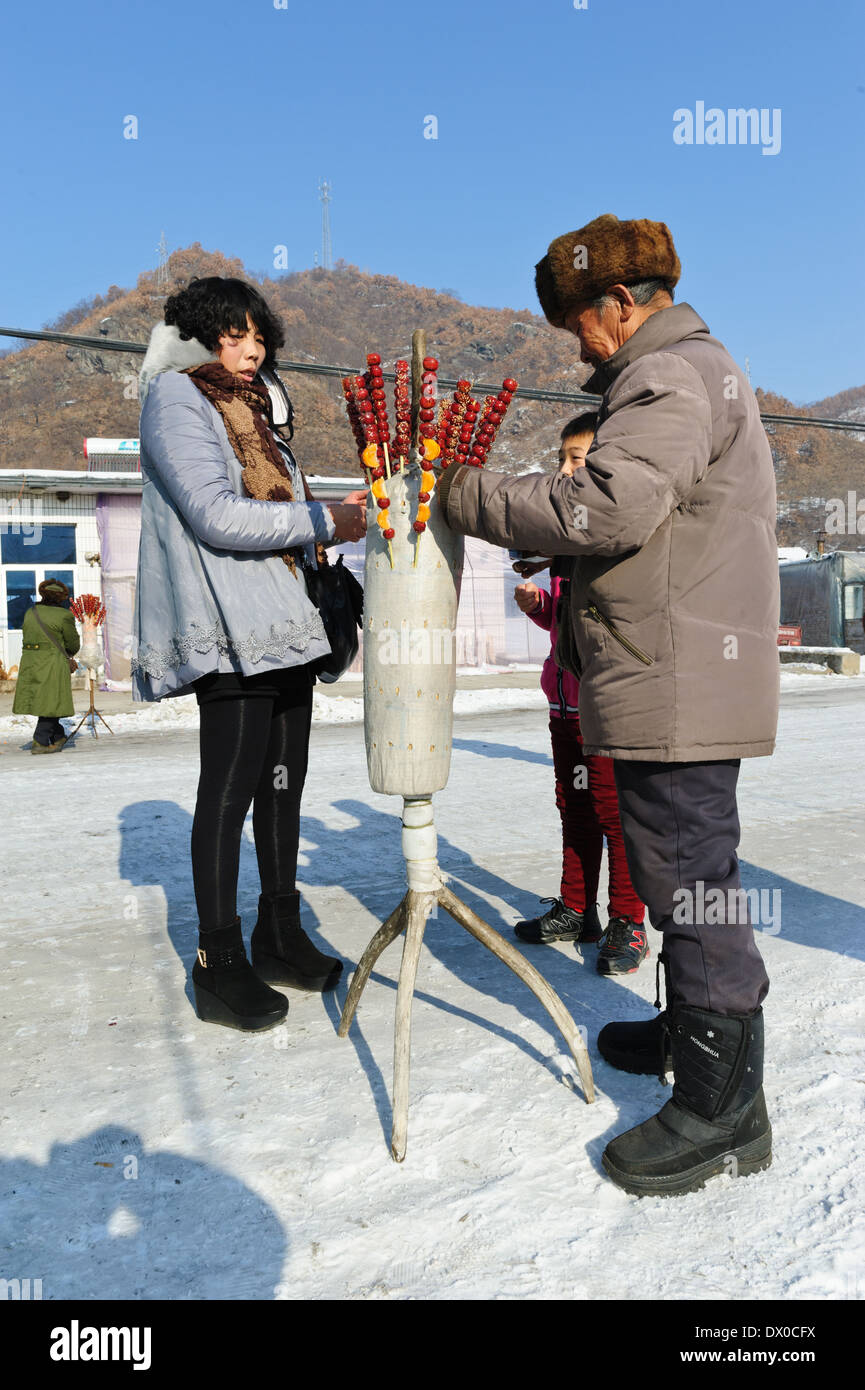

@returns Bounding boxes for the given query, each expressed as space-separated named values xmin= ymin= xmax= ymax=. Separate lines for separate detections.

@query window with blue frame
xmin=1 ymin=524 xmax=76 ymax=565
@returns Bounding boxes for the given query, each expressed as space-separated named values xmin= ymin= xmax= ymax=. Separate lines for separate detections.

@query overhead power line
xmin=0 ymin=325 xmax=862 ymax=435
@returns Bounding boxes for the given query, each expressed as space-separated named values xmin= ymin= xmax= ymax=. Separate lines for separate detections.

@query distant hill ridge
xmin=1 ymin=243 xmax=862 ymax=549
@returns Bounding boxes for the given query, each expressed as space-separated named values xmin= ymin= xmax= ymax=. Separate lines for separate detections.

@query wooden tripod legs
xmin=71 ymin=676 xmax=113 ymax=739
xmin=338 ymin=882 xmax=595 ymax=1162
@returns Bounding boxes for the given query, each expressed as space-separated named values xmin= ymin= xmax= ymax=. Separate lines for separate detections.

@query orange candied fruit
xmin=375 ymin=511 xmax=391 ymax=530
xmin=422 ymin=439 xmax=441 ymax=462
xmin=421 ymin=471 xmax=435 ymax=491
xmin=416 ymin=504 xmax=431 ymax=524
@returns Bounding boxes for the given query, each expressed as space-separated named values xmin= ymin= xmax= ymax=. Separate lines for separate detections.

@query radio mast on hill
xmin=155 ymin=231 xmax=169 ymax=289
xmin=319 ymin=180 xmax=333 ymax=270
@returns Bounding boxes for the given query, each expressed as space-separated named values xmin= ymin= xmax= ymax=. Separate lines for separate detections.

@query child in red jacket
xmin=512 ymin=414 xmax=648 ymax=975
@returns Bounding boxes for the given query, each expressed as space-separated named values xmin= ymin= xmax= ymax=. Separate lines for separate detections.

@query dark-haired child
xmin=512 ymin=414 xmax=648 ymax=975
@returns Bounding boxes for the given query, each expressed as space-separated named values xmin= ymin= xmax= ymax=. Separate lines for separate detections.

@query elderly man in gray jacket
xmin=438 ymin=214 xmax=779 ymax=1196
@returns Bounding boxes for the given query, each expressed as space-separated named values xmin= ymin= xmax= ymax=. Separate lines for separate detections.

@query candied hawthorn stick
xmin=418 ymin=355 xmax=439 ymax=446
xmin=361 ymin=441 xmax=379 ymax=490
xmin=367 ymin=353 xmax=392 ymax=471
xmin=469 ymin=395 xmax=497 ymax=466
xmin=436 ymin=397 xmax=455 ymax=457
xmin=342 ymin=376 xmax=368 ymax=465
xmin=457 ymin=396 xmax=481 ymax=467
xmin=371 ymin=463 xmax=395 ymax=568
xmin=412 ymin=438 xmax=440 ymax=567
xmin=470 ymin=378 xmax=518 ymax=467
xmin=441 ymin=379 xmax=471 ymax=468
xmin=394 ymin=359 xmax=412 ymax=464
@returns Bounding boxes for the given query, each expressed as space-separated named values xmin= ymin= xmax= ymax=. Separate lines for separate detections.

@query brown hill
xmin=1 ymin=244 xmax=862 ymax=549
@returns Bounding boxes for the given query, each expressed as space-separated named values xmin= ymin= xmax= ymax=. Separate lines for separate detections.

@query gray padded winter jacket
xmin=132 ymin=327 xmax=334 ymax=700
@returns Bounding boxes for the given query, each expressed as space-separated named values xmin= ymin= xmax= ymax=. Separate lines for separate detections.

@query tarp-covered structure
xmin=779 ymin=551 xmax=865 ymax=652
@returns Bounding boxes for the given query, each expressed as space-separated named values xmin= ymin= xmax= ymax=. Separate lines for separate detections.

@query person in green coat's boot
xmin=13 ymin=578 xmax=80 ymax=753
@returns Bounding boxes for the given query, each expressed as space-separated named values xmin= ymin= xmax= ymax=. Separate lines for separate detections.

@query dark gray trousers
xmin=612 ymin=758 xmax=769 ymax=1015
xmin=34 ymin=716 xmax=65 ymax=746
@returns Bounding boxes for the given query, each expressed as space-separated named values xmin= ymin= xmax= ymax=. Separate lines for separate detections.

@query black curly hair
xmin=163 ymin=277 xmax=285 ymax=368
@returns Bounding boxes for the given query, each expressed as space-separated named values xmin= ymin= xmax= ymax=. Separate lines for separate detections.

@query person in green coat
xmin=12 ymin=578 xmax=80 ymax=753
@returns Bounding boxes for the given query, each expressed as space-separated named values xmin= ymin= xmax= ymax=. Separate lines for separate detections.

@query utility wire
xmin=0 ymin=325 xmax=861 ymax=435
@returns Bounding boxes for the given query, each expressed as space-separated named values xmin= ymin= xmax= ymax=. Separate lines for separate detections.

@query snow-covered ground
xmin=1 ymin=679 xmax=863 ymax=1301
xmin=1 ymin=661 xmax=863 ymax=738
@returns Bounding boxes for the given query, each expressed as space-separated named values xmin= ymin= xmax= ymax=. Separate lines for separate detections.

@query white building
xmin=0 ymin=441 xmax=540 ymax=680
xmin=0 ymin=455 xmax=140 ymax=678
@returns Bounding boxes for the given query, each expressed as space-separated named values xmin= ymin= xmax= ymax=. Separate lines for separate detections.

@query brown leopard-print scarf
xmin=182 ymin=361 xmax=325 ymax=574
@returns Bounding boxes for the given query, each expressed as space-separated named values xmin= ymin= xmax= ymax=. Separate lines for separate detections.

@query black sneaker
xmin=597 ymin=917 xmax=649 ymax=975
xmin=514 ymin=898 xmax=603 ymax=945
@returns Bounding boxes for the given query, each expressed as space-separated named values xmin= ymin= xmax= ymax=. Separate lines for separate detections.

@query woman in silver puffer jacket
xmin=133 ymin=277 xmax=366 ymax=1033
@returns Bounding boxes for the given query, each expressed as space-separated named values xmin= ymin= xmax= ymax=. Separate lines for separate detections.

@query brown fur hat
xmin=38 ymin=578 xmax=70 ymax=605
xmin=535 ymin=214 xmax=681 ymax=328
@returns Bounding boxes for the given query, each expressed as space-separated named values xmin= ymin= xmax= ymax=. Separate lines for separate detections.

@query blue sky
xmin=1 ymin=0 xmax=862 ymax=403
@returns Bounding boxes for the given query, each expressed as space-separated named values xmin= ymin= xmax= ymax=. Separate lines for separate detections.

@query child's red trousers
xmin=549 ymin=714 xmax=645 ymax=922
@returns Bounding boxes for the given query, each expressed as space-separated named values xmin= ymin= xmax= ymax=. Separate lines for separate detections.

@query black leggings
xmin=191 ymin=668 xmax=314 ymax=927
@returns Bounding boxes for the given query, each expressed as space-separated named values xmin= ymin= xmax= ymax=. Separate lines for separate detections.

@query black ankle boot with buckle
xmin=601 ymin=1003 xmax=772 ymax=1197
xmin=192 ymin=917 xmax=288 ymax=1032
xmin=251 ymin=892 xmax=343 ymax=993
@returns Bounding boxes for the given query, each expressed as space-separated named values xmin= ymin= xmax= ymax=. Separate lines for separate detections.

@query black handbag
xmin=303 ymin=554 xmax=364 ymax=683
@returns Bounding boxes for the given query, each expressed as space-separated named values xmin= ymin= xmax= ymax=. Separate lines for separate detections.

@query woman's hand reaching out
xmin=327 ymin=491 xmax=368 ymax=543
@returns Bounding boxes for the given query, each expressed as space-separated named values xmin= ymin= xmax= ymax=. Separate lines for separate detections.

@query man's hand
xmin=512 ymin=558 xmax=550 ymax=579
xmin=514 ymin=581 xmax=542 ymax=614
xmin=341 ymin=489 xmax=369 ymax=508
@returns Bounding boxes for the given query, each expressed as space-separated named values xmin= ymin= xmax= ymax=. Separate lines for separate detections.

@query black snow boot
xmin=598 ymin=950 xmax=673 ymax=1078
xmin=192 ymin=917 xmax=288 ymax=1032
xmin=598 ymin=1012 xmax=672 ymax=1077
xmin=514 ymin=897 xmax=603 ymax=945
xmin=601 ymin=1004 xmax=772 ymax=1197
xmin=251 ymin=891 xmax=343 ymax=992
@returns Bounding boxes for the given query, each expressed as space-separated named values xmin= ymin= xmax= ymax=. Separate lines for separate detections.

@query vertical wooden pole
xmin=410 ymin=328 xmax=426 ymax=458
